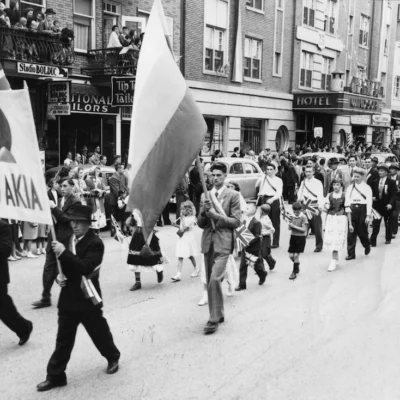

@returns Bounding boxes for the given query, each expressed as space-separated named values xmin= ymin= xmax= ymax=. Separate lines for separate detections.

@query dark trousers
xmin=238 ymin=250 xmax=265 ymax=287
xmin=42 ymin=251 xmax=58 ymax=302
xmin=286 ymin=186 xmax=296 ymax=204
xmin=0 ymin=284 xmax=31 ymax=339
xmin=371 ymin=210 xmax=393 ymax=243
xmin=308 ymin=213 xmax=323 ymax=250
xmin=347 ymin=205 xmax=370 ymax=257
xmin=204 ymin=242 xmax=229 ymax=323
xmin=261 ymin=235 xmax=276 ymax=268
xmin=259 ymin=196 xmax=280 ymax=246
xmin=391 ymin=200 xmax=400 ymax=236
xmin=47 ymin=308 xmax=120 ymax=383
xmin=159 ymin=203 xmax=171 ymax=225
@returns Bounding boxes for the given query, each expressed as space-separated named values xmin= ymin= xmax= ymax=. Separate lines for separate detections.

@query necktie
xmin=350 ymin=168 xmax=353 ymax=178
xmin=215 ymin=191 xmax=219 ymax=199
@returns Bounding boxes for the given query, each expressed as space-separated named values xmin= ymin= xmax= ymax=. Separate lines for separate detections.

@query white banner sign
xmin=314 ymin=127 xmax=323 ymax=138
xmin=394 ymin=130 xmax=400 ymax=139
xmin=0 ymin=89 xmax=52 ymax=224
xmin=47 ymin=103 xmax=71 ymax=115
xmin=17 ymin=62 xmax=68 ymax=78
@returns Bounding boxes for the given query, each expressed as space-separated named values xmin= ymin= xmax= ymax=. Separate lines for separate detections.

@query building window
xmin=202 ymin=117 xmax=225 ymax=155
xmin=359 ymin=14 xmax=370 ymax=47
xmin=384 ymin=24 xmax=390 ymax=55
xmin=393 ymin=76 xmax=400 ymax=99
xmin=274 ymin=52 xmax=281 ymax=75
xmin=300 ymin=51 xmax=313 ymax=88
xmin=74 ymin=0 xmax=95 ymax=52
xmin=277 ymin=0 xmax=283 ymax=9
xmin=321 ymin=57 xmax=333 ymax=90
xmin=303 ymin=0 xmax=315 ymax=27
xmin=357 ymin=66 xmax=366 ymax=80
xmin=241 ymin=119 xmax=263 ymax=154
xmin=103 ymin=1 xmax=121 ymax=48
xmin=246 ymin=0 xmax=264 ymax=11
xmin=204 ymin=0 xmax=228 ymax=74
xmin=20 ymin=0 xmax=45 ymax=16
xmin=324 ymin=0 xmax=337 ymax=34
xmin=244 ymin=37 xmax=262 ymax=80
xmin=348 ymin=15 xmax=353 ymax=34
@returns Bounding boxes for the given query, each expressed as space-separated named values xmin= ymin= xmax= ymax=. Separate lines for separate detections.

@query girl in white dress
xmin=172 ymin=201 xmax=200 ymax=282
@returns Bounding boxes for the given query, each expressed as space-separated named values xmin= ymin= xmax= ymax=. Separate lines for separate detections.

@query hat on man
xmin=377 ymin=164 xmax=389 ymax=172
xmin=353 ymin=167 xmax=366 ymax=176
xmin=328 ymin=157 xmax=339 ymax=165
xmin=67 ymin=205 xmax=96 ymax=221
xmin=24 ymin=7 xmax=34 ymax=13
xmin=81 ymin=145 xmax=88 ymax=151
xmin=371 ymin=157 xmax=379 ymax=164
xmin=390 ymin=162 xmax=400 ymax=171
xmin=45 ymin=8 xmax=56 ymax=15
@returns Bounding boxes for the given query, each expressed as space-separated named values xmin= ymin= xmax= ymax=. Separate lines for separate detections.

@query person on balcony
xmin=107 ymin=25 xmax=122 ymax=48
xmin=52 ymin=19 xmax=61 ymax=34
xmin=38 ymin=8 xmax=55 ymax=33
xmin=119 ymin=26 xmax=130 ymax=46
xmin=29 ymin=12 xmax=44 ymax=31
xmin=4 ymin=1 xmax=20 ymax=26
xmin=24 ymin=7 xmax=34 ymax=29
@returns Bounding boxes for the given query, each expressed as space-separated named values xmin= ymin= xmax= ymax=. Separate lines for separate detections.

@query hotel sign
xmin=293 ymin=92 xmax=382 ymax=115
xmin=17 ymin=62 xmax=68 ymax=78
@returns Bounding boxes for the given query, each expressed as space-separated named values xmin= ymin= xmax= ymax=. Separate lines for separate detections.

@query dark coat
xmin=245 ymin=217 xmax=262 ymax=255
xmin=57 ymin=230 xmax=104 ymax=312
xmin=0 ymin=220 xmax=12 ymax=285
xmin=286 ymin=165 xmax=299 ymax=187
xmin=372 ymin=177 xmax=397 ymax=214
xmin=366 ymin=168 xmax=379 ymax=188
xmin=47 ymin=188 xmax=59 ymax=204
xmin=109 ymin=172 xmax=128 ymax=206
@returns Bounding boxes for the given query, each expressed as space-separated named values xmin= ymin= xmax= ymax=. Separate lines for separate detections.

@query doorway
xmin=121 ymin=16 xmax=147 ymax=39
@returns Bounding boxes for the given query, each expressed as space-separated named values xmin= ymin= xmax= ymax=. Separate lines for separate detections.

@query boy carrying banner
xmin=37 ymin=205 xmax=120 ymax=392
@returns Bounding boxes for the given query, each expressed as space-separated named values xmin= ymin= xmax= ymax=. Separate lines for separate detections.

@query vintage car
xmin=297 ymin=152 xmax=348 ymax=166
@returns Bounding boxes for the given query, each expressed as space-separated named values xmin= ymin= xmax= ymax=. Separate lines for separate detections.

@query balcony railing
xmin=81 ymin=47 xmax=139 ymax=76
xmin=0 ymin=26 xmax=74 ymax=66
xmin=344 ymin=77 xmax=383 ymax=98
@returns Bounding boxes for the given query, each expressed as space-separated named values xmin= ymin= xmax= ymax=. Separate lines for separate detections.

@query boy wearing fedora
xmin=37 ymin=205 xmax=120 ymax=392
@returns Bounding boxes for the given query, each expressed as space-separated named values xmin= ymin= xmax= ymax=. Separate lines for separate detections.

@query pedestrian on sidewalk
xmin=287 ymin=202 xmax=308 ymax=280
xmin=171 ymin=201 xmax=200 ymax=282
xmin=323 ymin=178 xmax=350 ymax=272
xmin=36 ymin=205 xmax=120 ymax=392
xmin=259 ymin=204 xmax=276 ymax=271
xmin=197 ymin=162 xmax=241 ymax=335
xmin=126 ymin=210 xmax=166 ymax=291
xmin=36 ymin=223 xmax=48 ymax=256
xmin=22 ymin=220 xmax=38 ymax=258
xmin=0 ymin=220 xmax=33 ymax=346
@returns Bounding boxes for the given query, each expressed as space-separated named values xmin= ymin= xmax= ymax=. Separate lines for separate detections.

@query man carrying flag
xmin=198 ymin=163 xmax=241 ymax=334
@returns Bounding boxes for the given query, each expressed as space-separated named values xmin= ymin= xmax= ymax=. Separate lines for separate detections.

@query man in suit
xmin=231 ymin=146 xmax=241 ymax=158
xmin=370 ymin=164 xmax=397 ymax=246
xmin=341 ymin=155 xmax=358 ymax=189
xmin=0 ymin=220 xmax=33 ymax=346
xmin=37 ymin=205 xmax=120 ymax=392
xmin=364 ymin=157 xmax=379 ymax=189
xmin=285 ymin=157 xmax=299 ymax=204
xmin=81 ymin=146 xmax=88 ymax=165
xmin=389 ymin=163 xmax=400 ymax=238
xmin=32 ymin=178 xmax=81 ymax=308
xmin=325 ymin=157 xmax=343 ymax=194
xmin=109 ymin=163 xmax=128 ymax=235
xmin=198 ymin=162 xmax=241 ymax=335
xmin=235 ymin=202 xmax=267 ymax=291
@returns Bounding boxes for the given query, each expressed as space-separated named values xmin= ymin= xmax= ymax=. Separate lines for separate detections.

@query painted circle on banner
xmin=0 ymin=108 xmax=15 ymax=163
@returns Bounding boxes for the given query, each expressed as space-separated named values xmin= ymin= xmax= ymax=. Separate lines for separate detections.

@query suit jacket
xmin=47 ymin=188 xmax=59 ymax=204
xmin=47 ymin=194 xmax=81 ymax=251
xmin=366 ymin=168 xmax=379 ymax=188
xmin=245 ymin=217 xmax=262 ymax=255
xmin=0 ymin=220 xmax=12 ymax=285
xmin=38 ymin=20 xmax=53 ymax=32
xmin=58 ymin=230 xmax=104 ymax=312
xmin=198 ymin=188 xmax=241 ymax=254
xmin=286 ymin=165 xmax=299 ymax=187
xmin=109 ymin=172 xmax=128 ymax=205
xmin=372 ymin=177 xmax=397 ymax=214
xmin=325 ymin=168 xmax=344 ymax=194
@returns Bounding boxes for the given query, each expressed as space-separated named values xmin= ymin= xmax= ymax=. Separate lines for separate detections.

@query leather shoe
xmin=314 ymin=248 xmax=322 ymax=253
xmin=258 ymin=271 xmax=268 ymax=285
xmin=269 ymin=259 xmax=276 ymax=271
xmin=271 ymin=244 xmax=279 ymax=249
xmin=392 ymin=235 xmax=396 ymax=239
xmin=203 ymin=321 xmax=218 ymax=334
xmin=385 ymin=240 xmax=391 ymax=244
xmin=37 ymin=380 xmax=67 ymax=392
xmin=289 ymin=272 xmax=296 ymax=280
xmin=364 ymin=246 xmax=371 ymax=255
xmin=106 ymin=360 xmax=119 ymax=374
xmin=345 ymin=255 xmax=355 ymax=260
xmin=157 ymin=271 xmax=164 ymax=283
xmin=32 ymin=300 xmax=51 ymax=309
xmin=19 ymin=320 xmax=33 ymax=346
xmin=130 ymin=282 xmax=141 ymax=291
xmin=235 ymin=285 xmax=246 ymax=291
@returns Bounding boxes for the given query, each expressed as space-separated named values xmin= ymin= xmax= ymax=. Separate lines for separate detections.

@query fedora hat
xmin=67 ymin=205 xmax=96 ymax=221
xmin=371 ymin=157 xmax=379 ymax=163
xmin=328 ymin=157 xmax=339 ymax=165
xmin=390 ymin=162 xmax=400 ymax=171
xmin=45 ymin=8 xmax=56 ymax=15
xmin=377 ymin=163 xmax=389 ymax=172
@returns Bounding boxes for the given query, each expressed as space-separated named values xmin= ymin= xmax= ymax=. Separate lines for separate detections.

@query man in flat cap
xmin=370 ymin=164 xmax=397 ymax=246
xmin=344 ymin=167 xmax=372 ymax=260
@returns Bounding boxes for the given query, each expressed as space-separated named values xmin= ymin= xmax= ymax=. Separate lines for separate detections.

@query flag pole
xmin=50 ymin=225 xmax=65 ymax=280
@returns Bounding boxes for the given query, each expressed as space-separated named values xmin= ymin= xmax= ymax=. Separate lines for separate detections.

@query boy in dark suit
xmin=370 ymin=164 xmax=397 ymax=245
xmin=389 ymin=163 xmax=400 ymax=238
xmin=235 ymin=202 xmax=267 ymax=291
xmin=37 ymin=205 xmax=120 ymax=392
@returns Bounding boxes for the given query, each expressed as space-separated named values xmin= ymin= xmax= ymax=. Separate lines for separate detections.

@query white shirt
xmin=64 ymin=158 xmax=72 ymax=166
xmin=211 ymin=185 xmax=226 ymax=202
xmin=107 ymin=31 xmax=122 ymax=48
xmin=297 ymin=177 xmax=324 ymax=208
xmin=344 ymin=181 xmax=372 ymax=215
xmin=256 ymin=175 xmax=283 ymax=201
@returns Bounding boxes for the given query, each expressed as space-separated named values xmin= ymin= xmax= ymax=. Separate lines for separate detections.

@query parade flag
xmin=232 ymin=5 xmax=243 ymax=83
xmin=127 ymin=0 xmax=207 ymax=240
xmin=111 ymin=214 xmax=126 ymax=243
xmin=235 ymin=223 xmax=255 ymax=252
xmin=301 ymin=198 xmax=319 ymax=220
xmin=0 ymin=73 xmax=52 ymax=224
xmin=371 ymin=208 xmax=381 ymax=220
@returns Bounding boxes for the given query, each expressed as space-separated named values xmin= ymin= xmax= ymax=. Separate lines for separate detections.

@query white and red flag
xmin=127 ymin=0 xmax=207 ymax=240
xmin=0 ymin=64 xmax=52 ymax=225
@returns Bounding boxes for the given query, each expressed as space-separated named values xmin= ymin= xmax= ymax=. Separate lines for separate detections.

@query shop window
xmin=202 ymin=117 xmax=225 ymax=156
xmin=241 ymin=119 xmax=262 ymax=154
xmin=393 ymin=76 xmax=400 ymax=99
xmin=300 ymin=51 xmax=313 ymax=88
xmin=303 ymin=0 xmax=315 ymax=28
xmin=244 ymin=37 xmax=262 ymax=80
xmin=324 ymin=0 xmax=337 ymax=34
xmin=20 ymin=0 xmax=45 ymax=16
xmin=359 ymin=14 xmax=370 ymax=47
xmin=204 ymin=0 xmax=228 ymax=74
xmin=74 ymin=0 xmax=95 ymax=52
xmin=321 ymin=57 xmax=333 ymax=90
xmin=246 ymin=0 xmax=263 ymax=11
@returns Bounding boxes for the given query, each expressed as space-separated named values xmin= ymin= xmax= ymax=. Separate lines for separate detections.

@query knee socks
xmin=293 ymin=262 xmax=300 ymax=274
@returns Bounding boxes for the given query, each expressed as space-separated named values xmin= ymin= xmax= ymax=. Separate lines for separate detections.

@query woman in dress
xmin=36 ymin=223 xmax=47 ymax=255
xmin=22 ymin=220 xmax=38 ymax=258
xmin=73 ymin=167 xmax=89 ymax=205
xmin=171 ymin=201 xmax=200 ymax=282
xmin=86 ymin=166 xmax=107 ymax=234
xmin=126 ymin=210 xmax=166 ymax=291
xmin=323 ymin=178 xmax=351 ymax=272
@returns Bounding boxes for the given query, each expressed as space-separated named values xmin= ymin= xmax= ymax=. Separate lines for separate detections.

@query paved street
xmin=1 ymin=219 xmax=400 ymax=400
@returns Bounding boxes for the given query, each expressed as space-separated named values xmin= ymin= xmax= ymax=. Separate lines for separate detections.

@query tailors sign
xmin=111 ymin=77 xmax=135 ymax=106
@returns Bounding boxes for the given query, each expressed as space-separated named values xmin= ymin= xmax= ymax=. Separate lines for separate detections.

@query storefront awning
xmin=293 ymin=92 xmax=382 ymax=115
